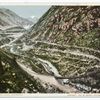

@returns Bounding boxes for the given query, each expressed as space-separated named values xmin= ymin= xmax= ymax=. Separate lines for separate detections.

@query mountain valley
xmin=0 ymin=6 xmax=100 ymax=93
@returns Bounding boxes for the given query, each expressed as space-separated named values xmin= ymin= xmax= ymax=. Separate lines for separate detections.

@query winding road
xmin=16 ymin=59 xmax=80 ymax=93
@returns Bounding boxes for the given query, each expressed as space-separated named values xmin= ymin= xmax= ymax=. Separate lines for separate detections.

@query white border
xmin=0 ymin=0 xmax=100 ymax=5
xmin=0 ymin=0 xmax=100 ymax=3
xmin=0 ymin=93 xmax=100 ymax=97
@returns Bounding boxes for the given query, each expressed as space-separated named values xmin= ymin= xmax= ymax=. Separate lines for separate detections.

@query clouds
xmin=30 ymin=15 xmax=36 ymax=19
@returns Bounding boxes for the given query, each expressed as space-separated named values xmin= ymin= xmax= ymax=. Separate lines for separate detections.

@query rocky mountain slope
xmin=0 ymin=6 xmax=100 ymax=93
xmin=18 ymin=6 xmax=100 ymax=92
xmin=0 ymin=8 xmax=33 ymax=29
xmin=20 ymin=6 xmax=99 ymax=48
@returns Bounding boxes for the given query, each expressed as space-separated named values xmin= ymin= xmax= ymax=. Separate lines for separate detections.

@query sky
xmin=0 ymin=6 xmax=51 ymax=18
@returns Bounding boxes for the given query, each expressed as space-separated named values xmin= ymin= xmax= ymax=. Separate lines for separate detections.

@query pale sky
xmin=0 ymin=6 xmax=51 ymax=18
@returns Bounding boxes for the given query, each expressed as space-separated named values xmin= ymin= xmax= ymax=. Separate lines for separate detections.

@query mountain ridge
xmin=0 ymin=8 xmax=33 ymax=29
